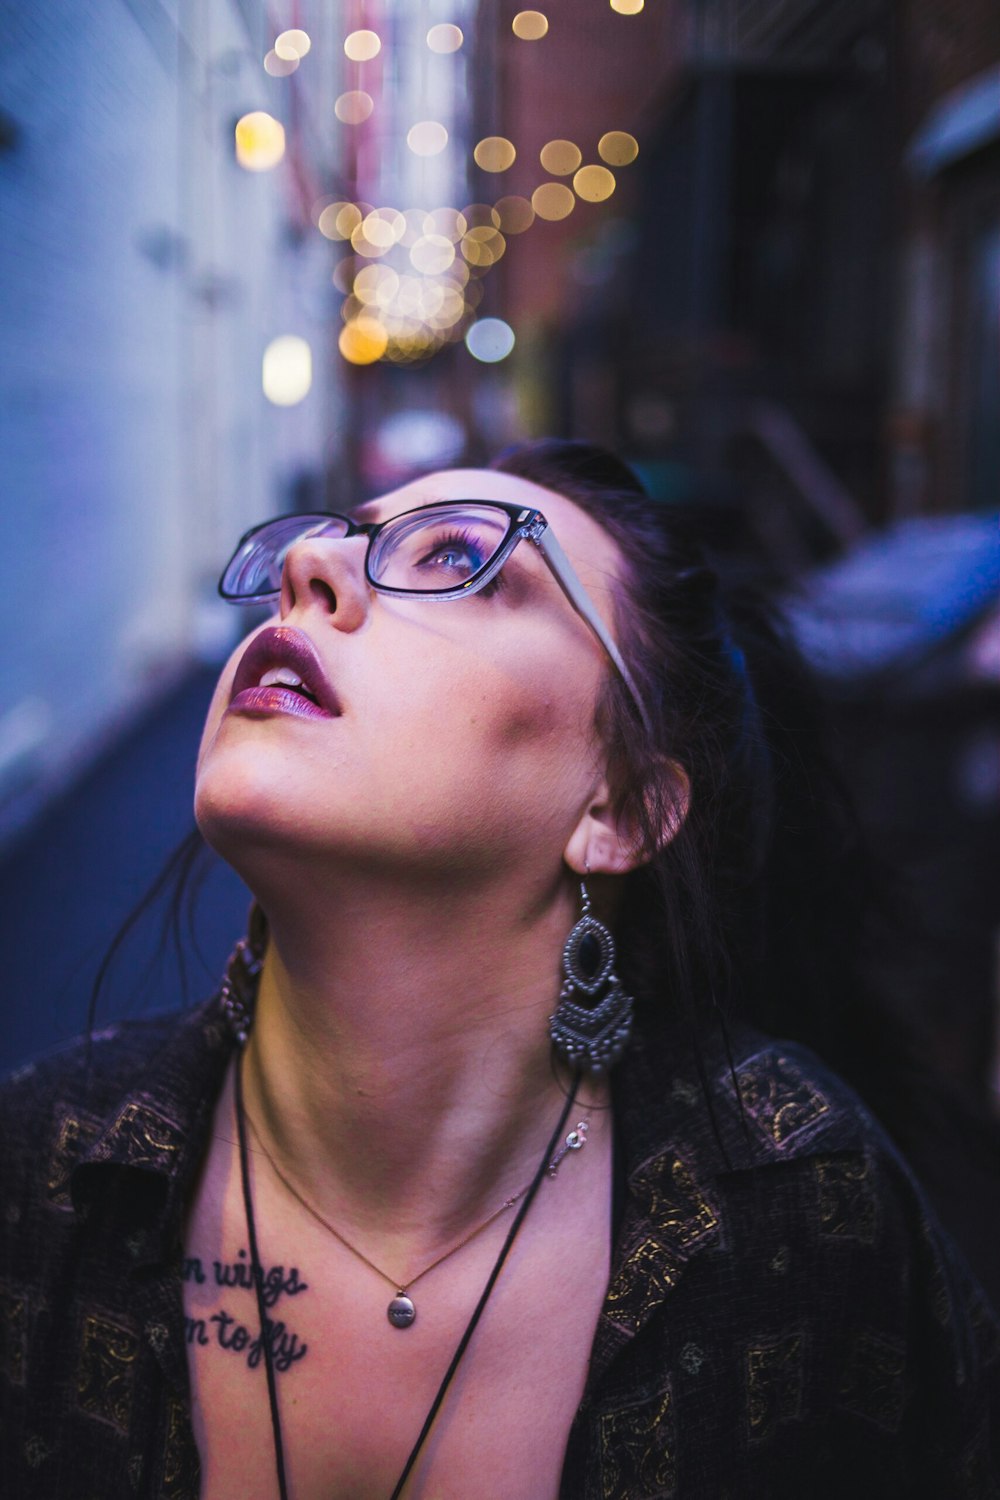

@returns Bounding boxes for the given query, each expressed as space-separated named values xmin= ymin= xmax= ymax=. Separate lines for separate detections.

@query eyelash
xmin=428 ymin=530 xmax=507 ymax=597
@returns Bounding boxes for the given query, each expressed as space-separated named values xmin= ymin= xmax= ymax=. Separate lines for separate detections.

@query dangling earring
xmin=549 ymin=877 xmax=634 ymax=1074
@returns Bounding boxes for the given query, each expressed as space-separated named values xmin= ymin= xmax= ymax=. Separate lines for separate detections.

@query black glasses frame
xmin=218 ymin=498 xmax=649 ymax=729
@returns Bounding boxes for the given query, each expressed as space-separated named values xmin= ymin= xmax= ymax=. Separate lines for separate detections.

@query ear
xmin=563 ymin=760 xmax=690 ymax=876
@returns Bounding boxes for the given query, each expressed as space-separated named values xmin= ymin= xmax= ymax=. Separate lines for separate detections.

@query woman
xmin=1 ymin=441 xmax=997 ymax=1499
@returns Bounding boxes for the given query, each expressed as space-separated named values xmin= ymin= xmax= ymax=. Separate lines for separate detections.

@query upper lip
xmin=230 ymin=626 xmax=342 ymax=716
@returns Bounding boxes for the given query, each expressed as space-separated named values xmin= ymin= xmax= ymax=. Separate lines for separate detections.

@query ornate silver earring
xmin=549 ymin=879 xmax=634 ymax=1074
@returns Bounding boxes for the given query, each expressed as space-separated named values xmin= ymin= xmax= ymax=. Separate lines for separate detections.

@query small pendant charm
xmin=548 ymin=1119 xmax=590 ymax=1177
xmin=387 ymin=1292 xmax=416 ymax=1329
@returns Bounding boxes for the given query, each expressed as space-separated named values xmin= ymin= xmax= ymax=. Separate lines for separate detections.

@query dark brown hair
xmin=492 ymin=439 xmax=882 ymax=1081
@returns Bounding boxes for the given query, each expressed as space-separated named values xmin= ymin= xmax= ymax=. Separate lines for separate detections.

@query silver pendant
xmin=387 ymin=1292 xmax=416 ymax=1329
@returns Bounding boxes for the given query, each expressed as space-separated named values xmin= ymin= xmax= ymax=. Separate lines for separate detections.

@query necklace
xmin=235 ymin=1056 xmax=580 ymax=1500
xmin=242 ymin=1101 xmax=591 ymax=1328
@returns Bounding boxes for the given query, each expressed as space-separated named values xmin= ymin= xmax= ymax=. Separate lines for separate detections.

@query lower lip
xmin=229 ymin=686 xmax=334 ymax=720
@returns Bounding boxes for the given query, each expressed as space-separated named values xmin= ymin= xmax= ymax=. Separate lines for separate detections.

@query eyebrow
xmin=350 ymin=492 xmax=459 ymax=523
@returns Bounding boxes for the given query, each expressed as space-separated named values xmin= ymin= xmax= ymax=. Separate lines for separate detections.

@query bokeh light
xmin=512 ymin=11 xmax=549 ymax=39
xmin=344 ymin=30 xmax=381 ymax=61
xmin=350 ymin=219 xmax=391 ymax=258
xmin=335 ymin=91 xmax=374 ymax=124
xmin=318 ymin=202 xmax=362 ymax=241
xmin=474 ymin=136 xmax=516 ymax=172
xmin=598 ymin=131 xmax=639 ymax=165
xmin=427 ymin=24 xmax=464 ymax=53
xmin=425 ymin=207 xmax=467 ymax=242
xmin=339 ymin=317 xmax=389 ymax=365
xmin=407 ymin=121 xmax=448 ymax=156
xmin=465 ymin=318 xmax=515 ymax=362
xmin=361 ymin=211 xmax=398 ymax=250
xmin=274 ymin=29 xmax=311 ymax=59
xmin=610 ymin=0 xmax=644 ymax=11
xmin=235 ymin=112 xmax=285 ymax=171
xmin=461 ymin=226 xmax=506 ymax=267
xmin=531 ymin=182 xmax=575 ymax=220
xmin=410 ymin=235 xmax=456 ymax=275
xmin=573 ymin=164 xmax=616 ymax=202
xmin=463 ymin=203 xmax=501 ymax=229
xmin=332 ymin=257 xmax=359 ymax=293
xmin=495 ymin=195 xmax=535 ymax=233
xmin=354 ymin=264 xmax=399 ymax=306
xmin=262 ymin=336 xmax=312 ymax=405
xmin=539 ymin=139 xmax=581 ymax=175
xmin=264 ymin=49 xmax=298 ymax=76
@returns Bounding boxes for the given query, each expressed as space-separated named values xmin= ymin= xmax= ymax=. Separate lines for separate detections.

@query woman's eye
xmin=415 ymin=531 xmax=487 ymax=578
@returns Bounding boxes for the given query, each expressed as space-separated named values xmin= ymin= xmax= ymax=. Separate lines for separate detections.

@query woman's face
xmin=195 ymin=467 xmax=627 ymax=882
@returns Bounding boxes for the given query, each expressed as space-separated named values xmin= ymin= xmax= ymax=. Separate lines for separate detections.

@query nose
xmin=279 ymin=533 xmax=371 ymax=632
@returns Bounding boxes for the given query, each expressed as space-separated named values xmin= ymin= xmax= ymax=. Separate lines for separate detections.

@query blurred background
xmin=0 ymin=0 xmax=997 ymax=1162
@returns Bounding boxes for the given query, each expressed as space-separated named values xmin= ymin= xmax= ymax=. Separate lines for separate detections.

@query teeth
xmin=260 ymin=666 xmax=304 ymax=689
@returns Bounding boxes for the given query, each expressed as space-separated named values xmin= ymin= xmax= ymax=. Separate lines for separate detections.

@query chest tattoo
xmin=183 ymin=1249 xmax=310 ymax=1372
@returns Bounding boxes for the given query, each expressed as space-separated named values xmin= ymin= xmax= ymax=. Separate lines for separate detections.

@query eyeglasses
xmin=219 ymin=498 xmax=648 ymax=729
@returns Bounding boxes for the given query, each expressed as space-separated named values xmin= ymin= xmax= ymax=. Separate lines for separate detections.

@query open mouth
xmin=229 ymin=627 xmax=341 ymax=719
xmin=256 ymin=665 xmax=321 ymax=705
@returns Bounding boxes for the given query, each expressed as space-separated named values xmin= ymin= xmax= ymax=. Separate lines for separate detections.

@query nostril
xmin=309 ymin=578 xmax=338 ymax=612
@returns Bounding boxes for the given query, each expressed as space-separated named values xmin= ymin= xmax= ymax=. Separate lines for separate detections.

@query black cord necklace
xmin=234 ymin=1056 xmax=580 ymax=1500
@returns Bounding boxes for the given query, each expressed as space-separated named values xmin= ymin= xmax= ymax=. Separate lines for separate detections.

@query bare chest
xmin=182 ymin=1138 xmax=611 ymax=1500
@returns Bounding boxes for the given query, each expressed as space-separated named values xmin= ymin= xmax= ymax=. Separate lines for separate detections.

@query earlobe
xmin=563 ymin=760 xmax=690 ymax=877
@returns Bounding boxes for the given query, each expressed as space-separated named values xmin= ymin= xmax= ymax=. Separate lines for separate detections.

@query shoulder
xmin=0 ymin=999 xmax=233 ymax=1204
xmin=621 ymin=1020 xmax=890 ymax=1185
xmin=611 ymin=1024 xmax=1000 ymax=1481
xmin=629 ymin=1024 xmax=990 ymax=1301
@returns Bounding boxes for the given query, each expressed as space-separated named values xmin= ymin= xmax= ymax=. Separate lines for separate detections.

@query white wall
xmin=0 ymin=0 xmax=338 ymax=844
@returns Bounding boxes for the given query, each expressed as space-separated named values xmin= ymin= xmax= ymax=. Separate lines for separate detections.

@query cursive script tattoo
xmin=182 ymin=1249 xmax=308 ymax=1309
xmin=184 ymin=1309 xmax=309 ymax=1372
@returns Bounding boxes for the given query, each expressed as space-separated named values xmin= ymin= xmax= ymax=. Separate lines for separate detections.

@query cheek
xmin=195 ymin=668 xmax=236 ymax=777
xmin=388 ymin=638 xmax=602 ymax=810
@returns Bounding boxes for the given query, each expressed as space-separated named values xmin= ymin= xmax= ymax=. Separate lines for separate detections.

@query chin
xmin=194 ymin=744 xmax=303 ymax=863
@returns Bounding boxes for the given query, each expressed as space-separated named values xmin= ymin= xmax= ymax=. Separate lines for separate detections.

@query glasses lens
xmin=369 ymin=504 xmax=510 ymax=593
xmin=220 ymin=515 xmax=351 ymax=598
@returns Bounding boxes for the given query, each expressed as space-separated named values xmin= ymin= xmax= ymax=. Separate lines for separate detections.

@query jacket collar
xmin=68 ymin=998 xmax=236 ymax=1250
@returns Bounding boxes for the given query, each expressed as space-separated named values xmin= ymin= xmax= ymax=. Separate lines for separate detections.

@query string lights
xmin=251 ymin=18 xmax=641 ymax=366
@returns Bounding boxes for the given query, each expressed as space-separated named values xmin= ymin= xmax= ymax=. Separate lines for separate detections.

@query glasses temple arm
xmin=532 ymin=526 xmax=651 ymax=735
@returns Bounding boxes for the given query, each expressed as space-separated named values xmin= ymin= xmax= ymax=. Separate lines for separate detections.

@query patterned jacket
xmin=1 ymin=990 xmax=998 ymax=1499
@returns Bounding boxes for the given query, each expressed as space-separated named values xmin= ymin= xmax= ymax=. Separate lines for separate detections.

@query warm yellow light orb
xmin=573 ymin=164 xmax=616 ymax=202
xmin=335 ymin=91 xmax=374 ymax=124
xmin=274 ymin=28 xmax=311 ymax=59
xmin=344 ymin=29 xmax=381 ymax=61
xmin=354 ymin=264 xmax=398 ymax=306
xmin=531 ymin=182 xmax=575 ymax=220
xmin=317 ymin=202 xmax=361 ymax=241
xmin=462 ymin=203 xmax=501 ymax=229
xmin=235 ymin=112 xmax=285 ymax=171
xmin=512 ymin=11 xmax=549 ymax=39
xmin=427 ymin=23 xmax=464 ymax=53
xmin=407 ymin=121 xmax=449 ymax=156
xmin=495 ymin=196 xmax=535 ymax=233
xmin=362 ymin=212 xmax=397 ymax=250
xmin=610 ymin=0 xmax=644 ymax=12
xmin=598 ymin=131 xmax=639 ymax=165
xmin=425 ymin=207 xmax=467 ymax=242
xmin=264 ymin=49 xmax=298 ymax=76
xmin=539 ymin=139 xmax=581 ymax=175
xmin=339 ymin=317 xmax=389 ymax=365
xmin=474 ymin=136 xmax=516 ymax=172
xmin=461 ymin=226 xmax=506 ymax=267
xmin=410 ymin=235 xmax=456 ymax=275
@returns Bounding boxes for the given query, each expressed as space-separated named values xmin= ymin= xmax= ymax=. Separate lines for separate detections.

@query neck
xmin=235 ymin=862 xmax=598 ymax=1257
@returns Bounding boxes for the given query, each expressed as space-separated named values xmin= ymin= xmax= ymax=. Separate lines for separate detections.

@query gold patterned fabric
xmin=1 ymin=997 xmax=999 ymax=1497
